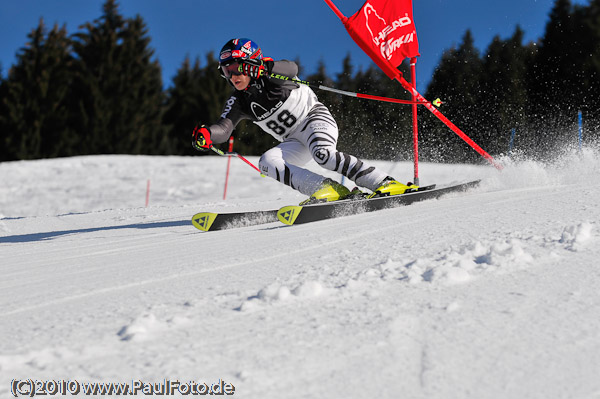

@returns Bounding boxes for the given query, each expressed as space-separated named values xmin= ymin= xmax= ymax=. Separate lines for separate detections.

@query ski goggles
xmin=220 ymin=61 xmax=242 ymax=78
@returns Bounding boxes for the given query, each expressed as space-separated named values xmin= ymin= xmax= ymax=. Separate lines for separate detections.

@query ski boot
xmin=367 ymin=177 xmax=419 ymax=199
xmin=300 ymin=178 xmax=351 ymax=205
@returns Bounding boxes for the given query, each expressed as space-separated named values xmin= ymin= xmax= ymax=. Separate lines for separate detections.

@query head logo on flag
xmin=343 ymin=0 xmax=419 ymax=79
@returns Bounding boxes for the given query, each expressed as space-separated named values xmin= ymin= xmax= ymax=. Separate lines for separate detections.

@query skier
xmin=192 ymin=38 xmax=418 ymax=204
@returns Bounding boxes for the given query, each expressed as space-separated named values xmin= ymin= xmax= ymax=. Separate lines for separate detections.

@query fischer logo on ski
xmin=191 ymin=210 xmax=279 ymax=232
xmin=277 ymin=206 xmax=301 ymax=225
xmin=191 ymin=212 xmax=218 ymax=232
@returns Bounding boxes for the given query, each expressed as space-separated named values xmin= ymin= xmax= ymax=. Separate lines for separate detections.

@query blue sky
xmin=0 ymin=0 xmax=588 ymax=90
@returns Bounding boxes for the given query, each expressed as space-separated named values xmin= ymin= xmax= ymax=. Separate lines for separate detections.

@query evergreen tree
xmin=332 ymin=54 xmax=361 ymax=157
xmin=529 ymin=0 xmax=576 ymax=149
xmin=350 ymin=63 xmax=413 ymax=160
xmin=0 ymin=20 xmax=74 ymax=160
xmin=0 ymin=65 xmax=7 ymax=161
xmin=162 ymin=56 xmax=204 ymax=155
xmin=163 ymin=53 xmax=232 ymax=156
xmin=577 ymin=0 xmax=600 ymax=134
xmin=526 ymin=0 xmax=600 ymax=154
xmin=70 ymin=0 xmax=164 ymax=155
xmin=307 ymin=60 xmax=337 ymax=107
xmin=336 ymin=53 xmax=356 ymax=92
xmin=328 ymin=55 xmax=413 ymax=161
xmin=479 ymin=26 xmax=535 ymax=155
xmin=423 ymin=30 xmax=484 ymax=163
xmin=371 ymin=60 xmax=414 ymax=161
xmin=329 ymin=56 xmax=364 ymax=158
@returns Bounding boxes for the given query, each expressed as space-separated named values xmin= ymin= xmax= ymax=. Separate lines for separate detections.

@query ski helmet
xmin=218 ymin=38 xmax=263 ymax=78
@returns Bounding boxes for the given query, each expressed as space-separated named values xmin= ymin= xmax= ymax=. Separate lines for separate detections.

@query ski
xmin=277 ymin=180 xmax=481 ymax=226
xmin=191 ymin=209 xmax=279 ymax=232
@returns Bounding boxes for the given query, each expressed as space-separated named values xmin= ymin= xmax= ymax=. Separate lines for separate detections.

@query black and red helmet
xmin=219 ymin=38 xmax=262 ymax=78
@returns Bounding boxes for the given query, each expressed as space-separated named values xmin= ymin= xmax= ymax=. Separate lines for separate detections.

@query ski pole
xmin=268 ymin=73 xmax=442 ymax=107
xmin=210 ymin=145 xmax=264 ymax=176
xmin=223 ymin=136 xmax=234 ymax=200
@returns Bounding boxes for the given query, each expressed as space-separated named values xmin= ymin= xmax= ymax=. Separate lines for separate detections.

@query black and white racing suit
xmin=208 ymin=60 xmax=388 ymax=196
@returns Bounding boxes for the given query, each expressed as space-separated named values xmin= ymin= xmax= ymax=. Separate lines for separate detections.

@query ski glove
xmin=239 ymin=59 xmax=264 ymax=79
xmin=192 ymin=124 xmax=212 ymax=151
xmin=239 ymin=58 xmax=274 ymax=79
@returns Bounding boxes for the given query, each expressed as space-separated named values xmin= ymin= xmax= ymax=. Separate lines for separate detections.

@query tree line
xmin=423 ymin=0 xmax=600 ymax=163
xmin=1 ymin=0 xmax=599 ymax=163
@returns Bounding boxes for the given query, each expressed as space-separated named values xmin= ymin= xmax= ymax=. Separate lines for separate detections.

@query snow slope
xmin=1 ymin=150 xmax=599 ymax=398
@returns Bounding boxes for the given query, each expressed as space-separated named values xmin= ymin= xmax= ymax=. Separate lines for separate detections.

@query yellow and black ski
xmin=192 ymin=210 xmax=278 ymax=232
xmin=278 ymin=181 xmax=481 ymax=226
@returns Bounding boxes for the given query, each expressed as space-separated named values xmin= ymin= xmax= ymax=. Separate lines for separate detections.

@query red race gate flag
xmin=347 ymin=0 xmax=419 ymax=73
xmin=344 ymin=0 xmax=421 ymax=181
xmin=323 ymin=0 xmax=503 ymax=170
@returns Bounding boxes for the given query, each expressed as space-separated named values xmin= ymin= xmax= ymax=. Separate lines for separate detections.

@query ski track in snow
xmin=1 ymin=150 xmax=600 ymax=398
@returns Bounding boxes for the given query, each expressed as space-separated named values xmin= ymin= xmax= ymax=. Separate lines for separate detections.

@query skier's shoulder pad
xmin=266 ymin=60 xmax=299 ymax=88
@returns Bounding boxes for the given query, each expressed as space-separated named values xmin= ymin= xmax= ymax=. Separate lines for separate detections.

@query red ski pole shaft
xmin=223 ymin=136 xmax=234 ymax=200
xmin=210 ymin=145 xmax=263 ymax=175
xmin=234 ymin=153 xmax=262 ymax=174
